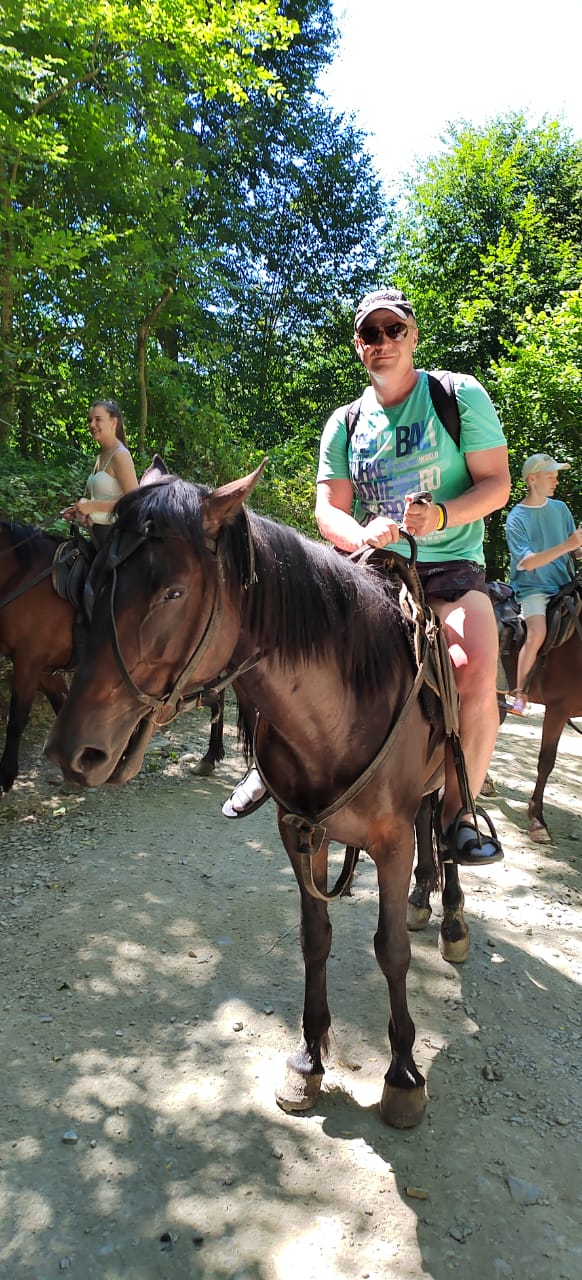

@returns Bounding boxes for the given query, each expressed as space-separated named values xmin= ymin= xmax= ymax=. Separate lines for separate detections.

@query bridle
xmin=91 ymin=518 xmax=263 ymax=726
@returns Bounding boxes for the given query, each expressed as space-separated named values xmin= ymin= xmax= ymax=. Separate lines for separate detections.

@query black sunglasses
xmin=358 ymin=321 xmax=412 ymax=345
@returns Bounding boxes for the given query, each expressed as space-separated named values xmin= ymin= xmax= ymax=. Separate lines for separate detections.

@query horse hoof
xmin=276 ymin=1066 xmax=323 ymax=1113
xmin=189 ymin=760 xmax=216 ymax=777
xmin=380 ymin=1082 xmax=427 ymax=1129
xmin=479 ymin=774 xmax=496 ymax=798
xmin=439 ymin=926 xmax=470 ymax=964
xmin=407 ymin=902 xmax=432 ymax=931
xmin=528 ymin=820 xmax=552 ymax=844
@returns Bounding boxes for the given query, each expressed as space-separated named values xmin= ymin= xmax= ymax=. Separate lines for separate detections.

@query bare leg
xmin=516 ymin=613 xmax=547 ymax=699
xmin=432 ymin=591 xmax=500 ymax=828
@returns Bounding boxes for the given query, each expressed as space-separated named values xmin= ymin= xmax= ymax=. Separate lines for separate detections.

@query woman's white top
xmin=85 ymin=447 xmax=125 ymax=523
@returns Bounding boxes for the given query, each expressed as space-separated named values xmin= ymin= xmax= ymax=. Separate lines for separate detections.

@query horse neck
xmin=0 ymin=523 xmax=55 ymax=584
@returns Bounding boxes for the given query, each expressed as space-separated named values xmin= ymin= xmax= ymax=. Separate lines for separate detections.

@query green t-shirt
xmin=316 ymin=370 xmax=506 ymax=566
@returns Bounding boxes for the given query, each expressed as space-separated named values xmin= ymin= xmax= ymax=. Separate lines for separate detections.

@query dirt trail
xmin=1 ymin=689 xmax=581 ymax=1280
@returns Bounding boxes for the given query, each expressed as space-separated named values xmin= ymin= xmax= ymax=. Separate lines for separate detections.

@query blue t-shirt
xmin=317 ymin=370 xmax=506 ymax=565
xmin=506 ymin=499 xmax=576 ymax=599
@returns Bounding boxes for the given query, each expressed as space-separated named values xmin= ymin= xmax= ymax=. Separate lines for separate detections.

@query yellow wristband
xmin=435 ymin=504 xmax=445 ymax=531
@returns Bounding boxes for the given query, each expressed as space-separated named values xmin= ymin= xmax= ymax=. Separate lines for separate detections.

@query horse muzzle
xmin=45 ymin=707 xmax=156 ymax=787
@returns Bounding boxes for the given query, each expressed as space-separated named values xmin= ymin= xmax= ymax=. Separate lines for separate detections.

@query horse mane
xmin=0 ymin=519 xmax=62 ymax=573
xmin=241 ymin=513 xmax=410 ymax=698
xmin=116 ymin=476 xmax=413 ymax=700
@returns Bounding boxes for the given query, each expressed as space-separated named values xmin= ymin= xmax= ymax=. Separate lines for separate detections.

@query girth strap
xmin=279 ymin=818 xmax=360 ymax=902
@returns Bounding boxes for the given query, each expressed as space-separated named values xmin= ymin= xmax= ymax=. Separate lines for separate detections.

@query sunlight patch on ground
xmin=274 ymin=1215 xmax=356 ymax=1280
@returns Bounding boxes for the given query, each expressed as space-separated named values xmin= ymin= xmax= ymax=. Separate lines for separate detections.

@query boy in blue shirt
xmin=505 ymin=453 xmax=582 ymax=713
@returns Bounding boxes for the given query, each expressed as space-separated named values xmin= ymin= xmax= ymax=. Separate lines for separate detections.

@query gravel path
xmin=1 ymin=690 xmax=581 ymax=1280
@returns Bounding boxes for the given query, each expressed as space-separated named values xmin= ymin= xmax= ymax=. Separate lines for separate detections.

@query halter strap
xmin=102 ymin=513 xmax=263 ymax=724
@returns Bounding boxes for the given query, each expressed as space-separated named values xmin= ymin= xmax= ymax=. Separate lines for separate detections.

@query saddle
xmin=487 ymin=580 xmax=525 ymax=654
xmin=487 ymin=577 xmax=582 ymax=689
xmin=542 ymin=579 xmax=582 ymax=653
xmin=51 ymin=527 xmax=95 ymax=668
xmin=51 ymin=527 xmax=94 ymax=610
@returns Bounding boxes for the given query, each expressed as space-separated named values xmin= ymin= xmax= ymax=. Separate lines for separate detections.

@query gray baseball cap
xmin=354 ymin=288 xmax=416 ymax=333
xmin=522 ymin=453 xmax=571 ymax=479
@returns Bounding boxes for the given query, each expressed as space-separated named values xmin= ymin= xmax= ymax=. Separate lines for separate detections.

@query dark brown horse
xmin=496 ymin=606 xmax=582 ymax=842
xmin=46 ymin=462 xmax=472 ymax=1129
xmin=0 ymin=521 xmax=75 ymax=791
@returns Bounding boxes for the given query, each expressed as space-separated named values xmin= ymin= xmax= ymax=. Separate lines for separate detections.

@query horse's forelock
xmin=115 ymin=476 xmax=211 ymax=550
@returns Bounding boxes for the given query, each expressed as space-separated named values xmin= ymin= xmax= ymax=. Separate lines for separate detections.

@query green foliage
xmin=389 ymin=113 xmax=582 ymax=375
xmin=0 ymin=0 xmax=385 ymax=535
xmin=490 ymin=288 xmax=582 ymax=520
xmin=0 ymin=447 xmax=88 ymax=531
xmin=0 ymin=0 xmax=301 ymax=437
xmin=382 ymin=112 xmax=582 ymax=579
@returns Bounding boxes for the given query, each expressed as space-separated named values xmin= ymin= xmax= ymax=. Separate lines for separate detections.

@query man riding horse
xmin=226 ymin=287 xmax=511 ymax=866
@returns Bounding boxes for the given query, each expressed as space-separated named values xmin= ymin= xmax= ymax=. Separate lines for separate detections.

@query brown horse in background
xmin=0 ymin=521 xmax=74 ymax=791
xmin=46 ymin=461 xmax=473 ymax=1129
xmin=409 ymin=580 xmax=582 ymax=912
xmin=496 ymin=598 xmax=582 ymax=842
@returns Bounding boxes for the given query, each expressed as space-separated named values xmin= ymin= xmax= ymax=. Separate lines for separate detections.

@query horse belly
xmin=0 ymin=588 xmax=74 ymax=670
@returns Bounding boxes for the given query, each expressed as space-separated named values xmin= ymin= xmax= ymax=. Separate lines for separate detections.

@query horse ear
xmin=140 ymin=454 xmax=169 ymax=486
xmin=201 ymin=458 xmax=268 ymax=537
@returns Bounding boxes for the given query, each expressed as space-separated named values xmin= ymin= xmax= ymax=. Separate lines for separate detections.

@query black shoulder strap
xmin=345 ymin=396 xmax=363 ymax=447
xmin=344 ymin=372 xmax=461 ymax=450
xmin=426 ymin=370 xmax=461 ymax=448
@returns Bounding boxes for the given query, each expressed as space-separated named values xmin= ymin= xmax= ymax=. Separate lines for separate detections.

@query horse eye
xmin=162 ymin=588 xmax=183 ymax=602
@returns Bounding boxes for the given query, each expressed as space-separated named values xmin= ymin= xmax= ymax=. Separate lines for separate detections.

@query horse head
xmin=45 ymin=460 xmax=268 ymax=786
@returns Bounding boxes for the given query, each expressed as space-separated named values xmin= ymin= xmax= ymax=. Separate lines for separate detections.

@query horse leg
xmin=38 ymin=670 xmax=69 ymax=716
xmin=0 ymin=660 xmax=44 ymax=791
xmin=374 ymin=826 xmax=427 ymax=1129
xmin=408 ymin=793 xmax=470 ymax=960
xmin=439 ymin=859 xmax=470 ymax=963
xmin=528 ymin=706 xmax=568 ymax=843
xmin=190 ymin=690 xmax=226 ymax=777
xmin=275 ymin=825 xmax=332 ymax=1113
xmin=408 ymin=793 xmax=437 ymax=930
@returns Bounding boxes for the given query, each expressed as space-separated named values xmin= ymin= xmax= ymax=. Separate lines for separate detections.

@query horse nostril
xmin=78 ymin=747 xmax=109 ymax=770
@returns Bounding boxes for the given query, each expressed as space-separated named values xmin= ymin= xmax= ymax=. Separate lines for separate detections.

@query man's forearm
xmin=315 ymin=505 xmax=366 ymax=552
xmin=438 ymin=475 xmax=510 ymax=527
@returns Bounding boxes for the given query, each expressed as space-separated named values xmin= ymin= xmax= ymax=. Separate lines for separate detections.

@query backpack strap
xmin=426 ymin=370 xmax=461 ymax=448
xmin=345 ymin=396 xmax=363 ymax=447
xmin=344 ymin=373 xmax=460 ymax=450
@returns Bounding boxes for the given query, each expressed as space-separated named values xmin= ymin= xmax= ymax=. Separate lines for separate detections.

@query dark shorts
xmin=417 ymin=559 xmax=488 ymax=604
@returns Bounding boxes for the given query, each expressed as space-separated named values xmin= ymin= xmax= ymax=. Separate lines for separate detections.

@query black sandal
xmin=440 ymin=806 xmax=504 ymax=866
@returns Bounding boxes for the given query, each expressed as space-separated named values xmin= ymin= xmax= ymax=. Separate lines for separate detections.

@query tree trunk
xmin=0 ymin=164 xmax=16 ymax=444
xmin=136 ymin=286 xmax=174 ymax=458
